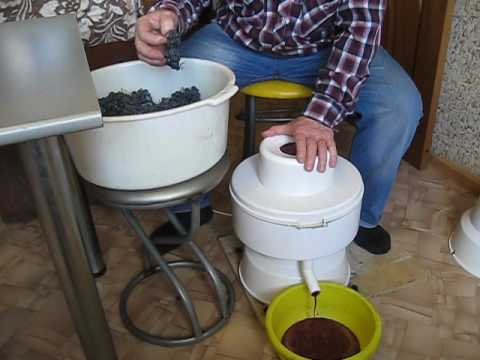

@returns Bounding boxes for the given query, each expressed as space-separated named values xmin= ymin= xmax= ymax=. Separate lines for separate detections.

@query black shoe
xmin=353 ymin=225 xmax=391 ymax=255
xmin=150 ymin=206 xmax=214 ymax=254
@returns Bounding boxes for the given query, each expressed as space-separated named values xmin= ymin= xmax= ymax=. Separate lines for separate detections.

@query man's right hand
xmin=135 ymin=10 xmax=179 ymax=66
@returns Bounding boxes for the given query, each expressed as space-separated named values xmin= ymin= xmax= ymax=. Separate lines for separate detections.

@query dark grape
xmin=165 ymin=31 xmax=182 ymax=70
xmin=98 ymin=87 xmax=201 ymax=116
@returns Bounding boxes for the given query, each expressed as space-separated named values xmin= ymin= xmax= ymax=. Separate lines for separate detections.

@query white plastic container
xmin=258 ymin=135 xmax=334 ymax=195
xmin=230 ymin=135 xmax=364 ymax=303
xmin=449 ymin=197 xmax=480 ymax=277
xmin=66 ymin=59 xmax=238 ymax=190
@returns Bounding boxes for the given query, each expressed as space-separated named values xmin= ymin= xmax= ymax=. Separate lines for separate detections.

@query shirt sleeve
xmin=150 ymin=0 xmax=211 ymax=34
xmin=303 ymin=0 xmax=386 ymax=128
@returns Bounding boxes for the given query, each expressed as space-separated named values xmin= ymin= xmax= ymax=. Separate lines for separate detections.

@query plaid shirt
xmin=154 ymin=0 xmax=386 ymax=127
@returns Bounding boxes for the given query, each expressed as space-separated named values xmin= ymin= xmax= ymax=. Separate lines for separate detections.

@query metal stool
xmin=84 ymin=153 xmax=235 ymax=347
xmin=241 ymin=80 xmax=313 ymax=159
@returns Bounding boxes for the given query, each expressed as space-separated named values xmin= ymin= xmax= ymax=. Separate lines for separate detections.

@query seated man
xmin=135 ymin=0 xmax=423 ymax=255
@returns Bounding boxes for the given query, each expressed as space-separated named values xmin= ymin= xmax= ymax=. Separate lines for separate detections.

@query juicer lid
xmin=230 ymin=154 xmax=364 ymax=228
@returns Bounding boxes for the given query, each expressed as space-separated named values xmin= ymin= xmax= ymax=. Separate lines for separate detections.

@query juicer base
xmin=238 ymin=251 xmax=351 ymax=304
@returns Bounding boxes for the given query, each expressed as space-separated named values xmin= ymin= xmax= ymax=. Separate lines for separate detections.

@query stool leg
xmin=167 ymin=199 xmax=230 ymax=317
xmin=188 ymin=241 xmax=229 ymax=317
xmin=189 ymin=197 xmax=201 ymax=236
xmin=189 ymin=200 xmax=229 ymax=316
xmin=243 ymin=95 xmax=257 ymax=159
xmin=157 ymin=198 xmax=200 ymax=250
xmin=163 ymin=195 xmax=201 ymax=240
xmin=142 ymin=247 xmax=153 ymax=271
xmin=166 ymin=212 xmax=187 ymax=236
xmin=121 ymin=209 xmax=203 ymax=338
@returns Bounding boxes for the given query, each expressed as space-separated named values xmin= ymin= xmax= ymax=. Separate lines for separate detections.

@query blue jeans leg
xmin=275 ymin=47 xmax=423 ymax=227
xmin=175 ymin=24 xmax=423 ymax=226
xmin=352 ymin=49 xmax=423 ymax=227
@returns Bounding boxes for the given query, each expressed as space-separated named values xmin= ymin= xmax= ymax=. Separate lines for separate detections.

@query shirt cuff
xmin=303 ymin=94 xmax=345 ymax=128
xmin=149 ymin=1 xmax=185 ymax=33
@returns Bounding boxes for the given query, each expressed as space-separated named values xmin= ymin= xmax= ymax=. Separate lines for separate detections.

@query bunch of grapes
xmin=165 ymin=31 xmax=182 ymax=70
xmin=99 ymin=87 xmax=201 ymax=116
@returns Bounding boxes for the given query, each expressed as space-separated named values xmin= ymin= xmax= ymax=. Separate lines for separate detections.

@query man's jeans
xmin=173 ymin=23 xmax=423 ymax=228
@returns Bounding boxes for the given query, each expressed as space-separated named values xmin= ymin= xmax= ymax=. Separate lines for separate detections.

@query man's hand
xmin=262 ymin=116 xmax=337 ymax=172
xmin=135 ymin=10 xmax=179 ymax=66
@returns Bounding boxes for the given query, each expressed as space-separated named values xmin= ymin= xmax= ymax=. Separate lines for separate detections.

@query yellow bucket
xmin=265 ymin=282 xmax=382 ymax=360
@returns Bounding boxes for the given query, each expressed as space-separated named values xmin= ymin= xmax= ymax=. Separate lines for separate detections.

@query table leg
xmin=77 ymin=180 xmax=107 ymax=277
xmin=18 ymin=136 xmax=117 ymax=360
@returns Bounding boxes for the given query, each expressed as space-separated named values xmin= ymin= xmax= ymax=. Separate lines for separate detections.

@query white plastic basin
xmin=450 ymin=197 xmax=480 ymax=277
xmin=66 ymin=59 xmax=238 ymax=190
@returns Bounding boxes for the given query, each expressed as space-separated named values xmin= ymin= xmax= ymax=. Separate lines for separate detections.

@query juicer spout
xmin=301 ymin=260 xmax=320 ymax=295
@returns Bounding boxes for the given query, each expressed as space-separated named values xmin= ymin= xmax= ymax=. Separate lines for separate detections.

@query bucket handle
xmin=244 ymin=209 xmax=329 ymax=229
xmin=293 ymin=219 xmax=329 ymax=229
xmin=205 ymin=84 xmax=239 ymax=106
xmin=230 ymin=187 xmax=331 ymax=229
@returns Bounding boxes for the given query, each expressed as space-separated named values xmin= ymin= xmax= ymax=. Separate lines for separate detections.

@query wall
xmin=432 ymin=0 xmax=480 ymax=176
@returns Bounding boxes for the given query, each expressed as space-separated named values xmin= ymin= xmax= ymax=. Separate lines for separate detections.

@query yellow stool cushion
xmin=241 ymin=80 xmax=312 ymax=100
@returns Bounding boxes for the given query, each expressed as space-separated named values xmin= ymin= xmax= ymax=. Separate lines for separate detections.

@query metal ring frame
xmin=88 ymin=154 xmax=235 ymax=346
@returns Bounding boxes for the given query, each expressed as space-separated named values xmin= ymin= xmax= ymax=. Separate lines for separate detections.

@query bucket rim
xmin=92 ymin=58 xmax=237 ymax=123
xmin=265 ymin=282 xmax=382 ymax=360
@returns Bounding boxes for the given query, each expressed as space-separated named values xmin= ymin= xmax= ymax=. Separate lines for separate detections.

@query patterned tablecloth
xmin=0 ymin=0 xmax=141 ymax=46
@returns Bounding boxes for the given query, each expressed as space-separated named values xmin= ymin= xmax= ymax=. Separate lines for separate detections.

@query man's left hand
xmin=262 ymin=116 xmax=337 ymax=172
